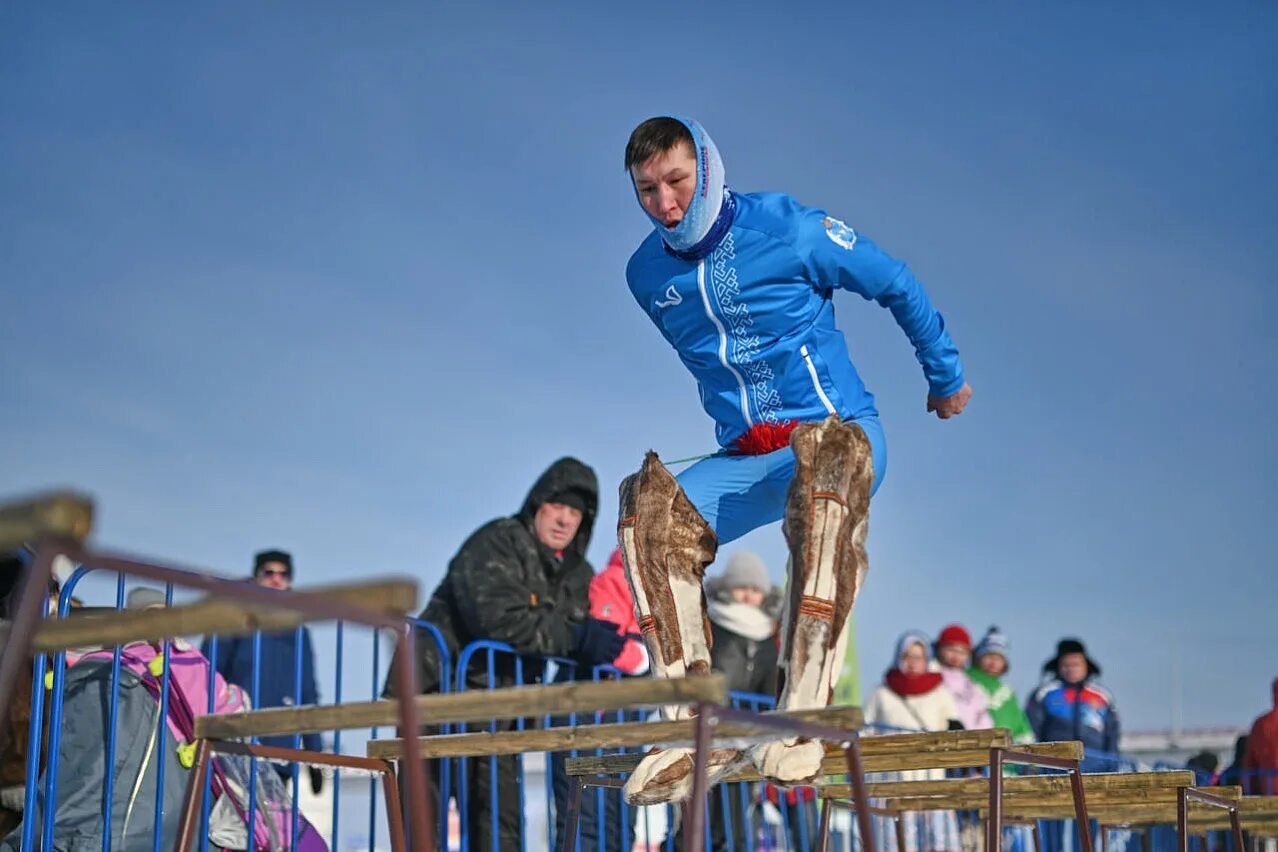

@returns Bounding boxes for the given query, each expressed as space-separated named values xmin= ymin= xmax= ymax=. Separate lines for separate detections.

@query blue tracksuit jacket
xmin=627 ymin=191 xmax=964 ymax=450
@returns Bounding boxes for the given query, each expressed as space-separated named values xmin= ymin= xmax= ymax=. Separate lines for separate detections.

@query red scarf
xmin=885 ymin=668 xmax=943 ymax=697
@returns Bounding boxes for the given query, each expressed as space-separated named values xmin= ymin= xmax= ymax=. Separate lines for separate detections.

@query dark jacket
xmin=709 ymin=622 xmax=778 ymax=697
xmin=393 ymin=457 xmax=599 ymax=694
xmin=705 ymin=579 xmax=779 ymax=698
xmin=203 ymin=628 xmax=322 ymax=751
xmin=1025 ymin=674 xmax=1120 ymax=769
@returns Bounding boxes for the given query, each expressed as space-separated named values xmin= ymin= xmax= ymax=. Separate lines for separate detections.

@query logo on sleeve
xmin=823 ymin=217 xmax=857 ymax=251
xmin=655 ymin=284 xmax=683 ymax=309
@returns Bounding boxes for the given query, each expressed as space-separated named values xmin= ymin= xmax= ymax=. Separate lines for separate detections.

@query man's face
xmin=1058 ymin=652 xmax=1088 ymax=683
xmin=255 ymin=561 xmax=291 ymax=591
xmin=534 ymin=502 xmax=583 ymax=551
xmin=937 ymin=643 xmax=970 ymax=669
xmin=729 ymin=586 xmax=765 ymax=608
xmin=630 ymin=141 xmax=697 ymax=228
xmin=978 ymin=652 xmax=1007 ymax=677
xmin=900 ymin=642 xmax=928 ymax=676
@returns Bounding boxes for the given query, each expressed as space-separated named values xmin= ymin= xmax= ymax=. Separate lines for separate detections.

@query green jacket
xmin=967 ymin=667 xmax=1035 ymax=743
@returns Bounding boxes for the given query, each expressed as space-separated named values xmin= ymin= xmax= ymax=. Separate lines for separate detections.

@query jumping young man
xmin=617 ymin=116 xmax=972 ymax=804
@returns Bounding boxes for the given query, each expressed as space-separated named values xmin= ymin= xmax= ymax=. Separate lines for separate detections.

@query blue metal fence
xmin=11 ymin=575 xmax=1274 ymax=852
xmin=17 ymin=564 xmax=455 ymax=852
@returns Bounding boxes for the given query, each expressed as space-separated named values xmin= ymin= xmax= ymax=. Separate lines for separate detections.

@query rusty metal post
xmin=1032 ymin=821 xmax=1042 ymax=852
xmin=1177 ymin=787 xmax=1190 ymax=852
xmin=557 ymin=778 xmax=585 ymax=852
xmin=383 ymin=765 xmax=409 ymax=852
xmin=896 ymin=813 xmax=907 ymax=852
xmin=0 ymin=543 xmax=56 ymax=732
xmin=684 ymin=702 xmax=714 ymax=852
xmin=173 ymin=738 xmax=213 ymax=852
xmin=840 ymin=735 xmax=877 ymax=852
xmin=988 ymin=747 xmax=1004 ymax=852
xmin=817 ymin=799 xmax=833 ymax=852
xmin=1070 ymin=765 xmax=1095 ymax=852
xmin=1228 ymin=806 xmax=1244 ymax=852
xmin=389 ymin=627 xmax=434 ymax=852
xmin=1101 ymin=825 xmax=1109 ymax=852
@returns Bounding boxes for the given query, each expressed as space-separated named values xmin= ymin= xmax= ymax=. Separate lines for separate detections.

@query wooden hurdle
xmin=361 ymin=681 xmax=871 ymax=852
xmin=0 ymin=490 xmax=437 ymax=852
xmin=987 ymin=790 xmax=1278 ymax=851
xmin=755 ymin=734 xmax=1090 ymax=852
xmin=821 ymin=770 xmax=1190 ymax=852
xmin=551 ymin=702 xmax=872 ymax=852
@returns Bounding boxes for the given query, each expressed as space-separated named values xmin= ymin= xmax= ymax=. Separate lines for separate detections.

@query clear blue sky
xmin=3 ymin=3 xmax=1275 ymax=735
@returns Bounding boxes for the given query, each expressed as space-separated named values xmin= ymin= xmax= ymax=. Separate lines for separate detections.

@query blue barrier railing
xmin=16 ymin=564 xmax=453 ymax=852
xmin=448 ymin=639 xmax=855 ymax=852
xmin=13 ymin=570 xmax=1272 ymax=852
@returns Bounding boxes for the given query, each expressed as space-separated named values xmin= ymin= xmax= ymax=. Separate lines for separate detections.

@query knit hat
xmin=719 ymin=551 xmax=769 ymax=591
xmin=935 ymin=623 xmax=972 ymax=650
xmin=126 ymin=587 xmax=167 ymax=610
xmin=545 ymin=488 xmax=589 ymax=515
xmin=973 ymin=625 xmax=1010 ymax=667
xmin=253 ymin=549 xmax=293 ymax=577
xmin=1043 ymin=637 xmax=1101 ymax=677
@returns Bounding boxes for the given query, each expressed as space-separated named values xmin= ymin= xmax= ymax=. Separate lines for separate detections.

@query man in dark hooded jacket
xmin=391 ymin=457 xmax=623 ymax=851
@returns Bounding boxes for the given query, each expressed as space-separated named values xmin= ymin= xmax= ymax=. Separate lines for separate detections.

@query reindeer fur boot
xmin=750 ymin=415 xmax=873 ymax=786
xmin=616 ymin=452 xmax=748 ymax=805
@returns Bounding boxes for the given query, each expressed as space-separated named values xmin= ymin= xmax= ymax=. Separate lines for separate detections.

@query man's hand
xmin=571 ymin=618 xmax=627 ymax=668
xmin=927 ymin=383 xmax=972 ymax=420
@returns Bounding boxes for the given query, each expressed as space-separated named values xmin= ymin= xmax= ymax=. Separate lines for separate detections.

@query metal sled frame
xmin=558 ymin=701 xmax=875 ymax=852
xmin=175 ymin=741 xmax=407 ymax=852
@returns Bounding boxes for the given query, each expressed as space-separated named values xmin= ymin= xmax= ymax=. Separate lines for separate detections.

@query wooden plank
xmin=0 ymin=490 xmax=94 ymax=551
xmin=1004 ymin=807 xmax=1277 ymax=828
xmin=728 ymin=741 xmax=1084 ymax=781
xmin=854 ymin=729 xmax=1011 ymax=754
xmin=34 ymin=578 xmax=418 ymax=651
xmin=1239 ymin=796 xmax=1278 ymax=814
xmin=562 ymin=728 xmax=1011 ymax=777
xmin=881 ymin=786 xmax=1235 ymax=812
xmin=987 ymin=788 xmax=1250 ymax=821
xmin=819 ymin=771 xmax=1195 ymax=801
xmin=199 ymin=674 xmax=731 ymax=738
xmin=368 ymin=704 xmax=863 ymax=760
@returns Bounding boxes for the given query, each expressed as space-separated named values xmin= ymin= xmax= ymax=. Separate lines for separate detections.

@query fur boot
xmin=750 ymin=415 xmax=873 ymax=785
xmin=616 ymin=452 xmax=748 ymax=805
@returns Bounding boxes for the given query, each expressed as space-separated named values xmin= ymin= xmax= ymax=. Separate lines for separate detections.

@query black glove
xmin=571 ymin=618 xmax=626 ymax=668
xmin=309 ymin=766 xmax=324 ymax=795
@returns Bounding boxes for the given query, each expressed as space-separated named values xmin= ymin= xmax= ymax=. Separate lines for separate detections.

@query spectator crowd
xmin=0 ymin=452 xmax=1273 ymax=852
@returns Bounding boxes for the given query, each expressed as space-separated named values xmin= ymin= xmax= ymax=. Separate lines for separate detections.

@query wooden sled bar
xmin=203 ymin=671 xmax=729 ymax=740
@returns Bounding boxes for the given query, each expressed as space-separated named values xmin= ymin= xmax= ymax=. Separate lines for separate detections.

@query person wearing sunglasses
xmin=202 ymin=550 xmax=324 ymax=794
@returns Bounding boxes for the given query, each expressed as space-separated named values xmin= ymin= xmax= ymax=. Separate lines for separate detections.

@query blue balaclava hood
xmin=632 ymin=117 xmax=733 ymax=261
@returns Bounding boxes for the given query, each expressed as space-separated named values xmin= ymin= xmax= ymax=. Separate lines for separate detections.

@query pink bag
xmin=84 ymin=643 xmax=328 ymax=852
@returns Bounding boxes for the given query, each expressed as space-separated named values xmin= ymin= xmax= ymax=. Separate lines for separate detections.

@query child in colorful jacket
xmin=966 ymin=626 xmax=1035 ymax=744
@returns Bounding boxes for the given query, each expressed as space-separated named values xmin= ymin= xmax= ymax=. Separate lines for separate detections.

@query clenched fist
xmin=927 ymin=383 xmax=973 ymax=420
